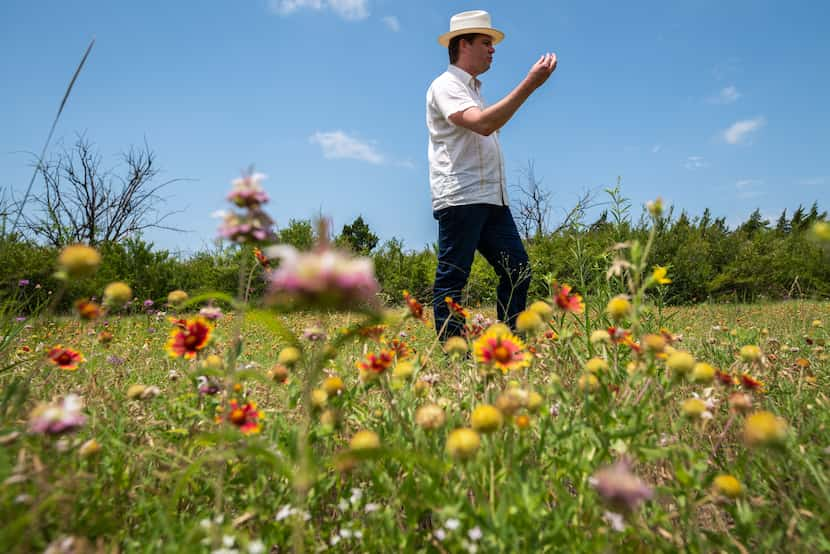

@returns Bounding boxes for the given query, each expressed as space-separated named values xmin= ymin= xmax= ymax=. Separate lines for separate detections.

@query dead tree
xmin=17 ymin=136 xmax=183 ymax=247
xmin=513 ymin=160 xmax=552 ymax=241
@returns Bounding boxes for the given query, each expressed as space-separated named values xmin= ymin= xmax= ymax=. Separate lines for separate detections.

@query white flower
xmin=248 ymin=540 xmax=266 ymax=554
xmin=222 ymin=535 xmax=235 ymax=547
xmin=434 ymin=529 xmax=446 ymax=541
xmin=349 ymin=488 xmax=363 ymax=505
xmin=339 ymin=529 xmax=353 ymax=539
xmin=445 ymin=518 xmax=460 ymax=531
xmin=603 ymin=510 xmax=626 ymax=532
xmin=364 ymin=502 xmax=380 ymax=513
xmin=338 ymin=499 xmax=349 ymax=512
xmin=275 ymin=504 xmax=295 ymax=521
xmin=354 ymin=530 xmax=363 ymax=539
xmin=468 ymin=526 xmax=483 ymax=541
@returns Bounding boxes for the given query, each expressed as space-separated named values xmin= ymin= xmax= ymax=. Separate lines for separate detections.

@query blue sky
xmin=2 ymin=0 xmax=828 ymax=254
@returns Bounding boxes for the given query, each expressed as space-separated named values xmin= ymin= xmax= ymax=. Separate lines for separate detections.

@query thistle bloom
xmin=47 ymin=345 xmax=85 ymax=371
xmin=590 ymin=458 xmax=653 ymax=513
xmin=217 ymin=399 xmax=262 ymax=435
xmin=28 ymin=394 xmax=86 ymax=435
xmin=227 ymin=172 xmax=269 ymax=208
xmin=552 ymin=283 xmax=584 ymax=314
xmin=218 ymin=209 xmax=275 ymax=243
xmin=264 ymin=244 xmax=380 ymax=311
xmin=473 ymin=327 xmax=530 ymax=373
xmin=165 ymin=317 xmax=213 ymax=359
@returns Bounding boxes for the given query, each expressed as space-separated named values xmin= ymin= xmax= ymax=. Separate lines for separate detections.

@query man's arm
xmin=450 ymin=53 xmax=558 ymax=136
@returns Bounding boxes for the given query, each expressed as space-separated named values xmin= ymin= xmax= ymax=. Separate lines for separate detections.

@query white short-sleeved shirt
xmin=426 ymin=65 xmax=507 ymax=212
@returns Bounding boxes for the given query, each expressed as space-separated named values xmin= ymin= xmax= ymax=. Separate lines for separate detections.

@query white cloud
xmin=269 ymin=0 xmax=368 ymax=20
xmin=735 ymin=178 xmax=765 ymax=199
xmin=382 ymin=15 xmax=400 ymax=32
xmin=684 ymin=156 xmax=709 ymax=170
xmin=651 ymin=144 xmax=662 ymax=153
xmin=722 ymin=117 xmax=765 ymax=144
xmin=709 ymin=85 xmax=741 ymax=104
xmin=310 ymin=130 xmax=384 ymax=164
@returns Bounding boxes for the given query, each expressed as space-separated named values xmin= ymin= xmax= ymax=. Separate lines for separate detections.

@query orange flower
xmin=445 ymin=296 xmax=469 ymax=320
xmin=47 ymin=345 xmax=85 ymax=371
xmin=473 ymin=328 xmax=531 ymax=373
xmin=358 ymin=325 xmax=386 ymax=341
xmin=253 ymin=247 xmax=270 ymax=269
xmin=403 ymin=290 xmax=425 ymax=321
xmin=740 ymin=373 xmax=765 ymax=392
xmin=552 ymin=283 xmax=584 ymax=314
xmin=716 ymin=370 xmax=738 ymax=386
xmin=356 ymin=350 xmax=395 ymax=374
xmin=165 ymin=317 xmax=213 ymax=359
xmin=216 ymin=399 xmax=262 ymax=435
xmin=386 ymin=338 xmax=413 ymax=360
xmin=74 ymin=299 xmax=101 ymax=320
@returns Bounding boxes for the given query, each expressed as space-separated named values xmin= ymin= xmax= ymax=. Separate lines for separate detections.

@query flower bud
xmin=167 ymin=289 xmax=189 ymax=306
xmin=471 ymin=404 xmax=503 ymax=434
xmin=666 ymin=350 xmax=695 ymax=375
xmin=584 ymin=357 xmax=608 ymax=374
xmin=528 ymin=300 xmax=553 ymax=318
xmin=349 ymin=430 xmax=381 ymax=452
xmin=516 ymin=309 xmax=544 ymax=334
xmin=739 ymin=345 xmax=762 ymax=363
xmin=713 ymin=474 xmax=743 ymax=498
xmin=415 ymin=404 xmax=445 ymax=430
xmin=278 ymin=346 xmax=302 ymax=367
xmin=322 ymin=376 xmax=345 ymax=396
xmin=103 ymin=281 xmax=132 ymax=308
xmin=58 ymin=244 xmax=101 ymax=278
xmin=681 ymin=398 xmax=707 ymax=419
xmin=606 ymin=295 xmax=632 ymax=322
xmin=445 ymin=428 xmax=480 ymax=461
xmin=443 ymin=336 xmax=468 ymax=356
xmin=578 ymin=373 xmax=599 ymax=392
xmin=744 ymin=411 xmax=787 ymax=446
xmin=691 ymin=362 xmax=716 ymax=383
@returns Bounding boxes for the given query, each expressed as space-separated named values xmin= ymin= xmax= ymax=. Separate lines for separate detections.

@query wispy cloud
xmin=684 ymin=156 xmax=709 ymax=170
xmin=269 ymin=0 xmax=368 ymax=20
xmin=651 ymin=144 xmax=662 ymax=153
xmin=310 ymin=130 xmax=384 ymax=164
xmin=708 ymin=85 xmax=741 ymax=104
xmin=722 ymin=117 xmax=765 ymax=144
xmin=795 ymin=177 xmax=826 ymax=186
xmin=735 ymin=178 xmax=765 ymax=199
xmin=382 ymin=15 xmax=400 ymax=32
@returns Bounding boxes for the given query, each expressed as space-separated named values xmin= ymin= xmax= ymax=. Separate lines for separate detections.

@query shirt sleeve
xmin=432 ymin=78 xmax=478 ymax=124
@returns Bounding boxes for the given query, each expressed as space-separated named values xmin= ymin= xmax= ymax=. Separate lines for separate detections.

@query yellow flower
xmin=415 ymin=404 xmax=445 ymax=430
xmin=744 ymin=411 xmax=787 ymax=446
xmin=278 ymin=346 xmax=302 ymax=366
xmin=322 ymin=376 xmax=345 ymax=396
xmin=473 ymin=327 xmax=530 ymax=373
xmin=646 ymin=197 xmax=664 ymax=218
xmin=349 ymin=430 xmax=381 ymax=452
xmin=57 ymin=244 xmax=101 ymax=278
xmin=392 ymin=361 xmax=416 ymax=380
xmin=739 ymin=345 xmax=762 ymax=363
xmin=526 ymin=391 xmax=544 ymax=413
xmin=167 ymin=289 xmax=189 ymax=306
xmin=516 ymin=309 xmax=544 ymax=334
xmin=528 ymin=300 xmax=553 ymax=318
xmin=445 ymin=428 xmax=481 ymax=461
xmin=471 ymin=404 xmax=503 ymax=434
xmin=584 ymin=357 xmax=608 ymax=373
xmin=78 ymin=438 xmax=102 ymax=458
xmin=127 ymin=384 xmax=147 ymax=400
xmin=578 ymin=373 xmax=599 ymax=392
xmin=310 ymin=388 xmax=328 ymax=409
xmin=813 ymin=221 xmax=830 ymax=242
xmin=643 ymin=334 xmax=667 ymax=353
xmin=443 ymin=336 xmax=468 ymax=356
xmin=691 ymin=362 xmax=716 ymax=383
xmin=713 ymin=474 xmax=743 ymax=498
xmin=590 ymin=330 xmax=611 ymax=344
xmin=682 ymin=398 xmax=707 ymax=419
xmin=202 ymin=354 xmax=224 ymax=371
xmin=103 ymin=281 xmax=132 ymax=307
xmin=515 ymin=414 xmax=531 ymax=430
xmin=667 ymin=350 xmax=696 ymax=375
xmin=606 ymin=295 xmax=632 ymax=322
xmin=652 ymin=266 xmax=672 ymax=285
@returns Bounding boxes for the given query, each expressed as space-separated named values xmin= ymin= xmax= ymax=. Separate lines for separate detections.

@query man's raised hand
xmin=527 ymin=53 xmax=557 ymax=89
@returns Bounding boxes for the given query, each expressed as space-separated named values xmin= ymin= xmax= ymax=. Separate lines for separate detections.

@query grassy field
xmin=1 ymin=291 xmax=829 ymax=552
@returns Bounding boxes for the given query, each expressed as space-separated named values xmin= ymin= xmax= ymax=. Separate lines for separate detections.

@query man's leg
xmin=433 ymin=204 xmax=489 ymax=340
xmin=476 ymin=206 xmax=531 ymax=329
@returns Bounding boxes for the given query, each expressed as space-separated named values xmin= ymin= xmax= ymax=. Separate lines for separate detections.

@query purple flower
xmin=197 ymin=376 xmax=221 ymax=396
xmin=143 ymin=299 xmax=154 ymax=308
xmin=18 ymin=279 xmax=30 ymax=287
xmin=199 ymin=306 xmax=223 ymax=321
xmin=590 ymin=458 xmax=653 ymax=513
xmin=28 ymin=394 xmax=87 ymax=435
xmin=15 ymin=316 xmax=26 ymax=322
xmin=106 ymin=355 xmax=126 ymax=366
xmin=227 ymin=173 xmax=269 ymax=208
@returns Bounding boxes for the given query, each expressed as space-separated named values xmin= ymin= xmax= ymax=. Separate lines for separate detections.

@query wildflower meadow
xmin=1 ymin=173 xmax=830 ymax=553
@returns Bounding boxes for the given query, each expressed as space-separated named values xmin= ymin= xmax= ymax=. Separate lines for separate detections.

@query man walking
xmin=427 ymin=10 xmax=557 ymax=340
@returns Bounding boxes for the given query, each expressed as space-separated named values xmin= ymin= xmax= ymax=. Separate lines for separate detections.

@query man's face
xmin=464 ymin=35 xmax=495 ymax=75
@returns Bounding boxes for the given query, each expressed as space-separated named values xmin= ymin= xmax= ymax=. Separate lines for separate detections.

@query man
xmin=427 ymin=10 xmax=557 ymax=340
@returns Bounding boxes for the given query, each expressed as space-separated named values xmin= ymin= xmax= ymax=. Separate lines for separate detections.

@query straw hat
xmin=438 ymin=10 xmax=504 ymax=47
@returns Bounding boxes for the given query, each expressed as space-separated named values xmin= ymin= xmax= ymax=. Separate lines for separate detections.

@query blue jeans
xmin=432 ymin=203 xmax=531 ymax=340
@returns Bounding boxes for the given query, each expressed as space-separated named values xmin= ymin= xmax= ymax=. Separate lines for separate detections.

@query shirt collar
xmin=448 ymin=64 xmax=481 ymax=92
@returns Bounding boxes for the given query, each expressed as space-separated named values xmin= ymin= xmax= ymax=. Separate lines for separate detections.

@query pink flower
xmin=227 ymin=172 xmax=269 ymax=208
xmin=590 ymin=458 xmax=653 ymax=513
xmin=28 ymin=394 xmax=87 ymax=435
xmin=264 ymin=244 xmax=380 ymax=311
xmin=218 ymin=210 xmax=275 ymax=244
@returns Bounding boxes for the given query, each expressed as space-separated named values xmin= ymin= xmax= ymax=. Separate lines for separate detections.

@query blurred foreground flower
xmin=744 ymin=411 xmax=787 ymax=446
xmin=713 ymin=474 xmax=743 ymax=498
xmin=403 ymin=290 xmax=426 ymax=321
xmin=446 ymin=428 xmax=481 ymax=461
xmin=590 ymin=458 xmax=653 ymax=513
xmin=165 ymin=317 xmax=213 ymax=359
xmin=47 ymin=345 xmax=85 ymax=371
xmin=57 ymin=244 xmax=101 ymax=278
xmin=264 ymin=244 xmax=380 ymax=312
xmin=28 ymin=394 xmax=86 ymax=435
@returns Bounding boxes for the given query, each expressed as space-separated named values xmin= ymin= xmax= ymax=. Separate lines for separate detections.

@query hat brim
xmin=438 ymin=28 xmax=504 ymax=47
